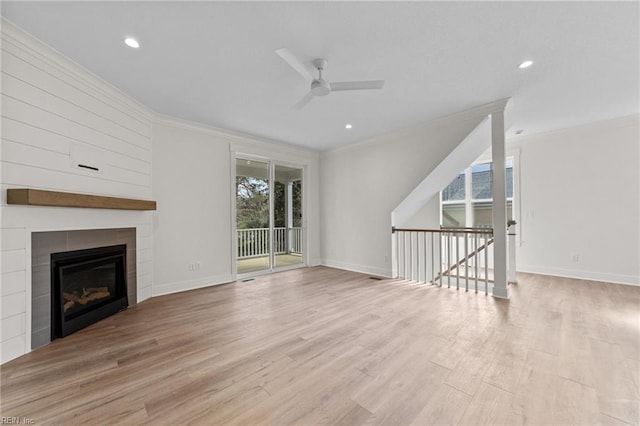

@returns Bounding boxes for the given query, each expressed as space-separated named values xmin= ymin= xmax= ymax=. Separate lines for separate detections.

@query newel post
xmin=507 ymin=221 xmax=518 ymax=284
xmin=491 ymin=110 xmax=509 ymax=299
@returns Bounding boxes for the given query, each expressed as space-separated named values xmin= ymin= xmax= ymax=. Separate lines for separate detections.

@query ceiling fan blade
xmin=292 ymin=92 xmax=315 ymax=110
xmin=276 ymin=48 xmax=314 ymax=82
xmin=330 ymin=80 xmax=385 ymax=91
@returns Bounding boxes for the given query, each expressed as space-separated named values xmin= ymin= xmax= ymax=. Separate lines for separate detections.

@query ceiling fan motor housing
xmin=311 ymin=79 xmax=331 ymax=96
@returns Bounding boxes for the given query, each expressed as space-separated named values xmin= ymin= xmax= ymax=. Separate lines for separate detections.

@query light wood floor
xmin=1 ymin=267 xmax=638 ymax=425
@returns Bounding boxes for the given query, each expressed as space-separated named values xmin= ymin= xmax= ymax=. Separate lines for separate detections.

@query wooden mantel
xmin=7 ymin=189 xmax=157 ymax=211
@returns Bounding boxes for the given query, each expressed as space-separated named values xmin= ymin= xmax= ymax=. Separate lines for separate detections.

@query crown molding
xmin=506 ymin=113 xmax=639 ymax=147
xmin=153 ymin=113 xmax=320 ymax=160
xmin=322 ymin=98 xmax=511 ymax=157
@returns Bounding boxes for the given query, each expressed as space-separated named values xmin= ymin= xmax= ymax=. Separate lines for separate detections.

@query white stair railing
xmin=392 ymin=227 xmax=495 ymax=294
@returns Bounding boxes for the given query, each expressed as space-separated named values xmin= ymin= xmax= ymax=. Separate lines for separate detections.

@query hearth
xmin=51 ymin=244 xmax=128 ymax=338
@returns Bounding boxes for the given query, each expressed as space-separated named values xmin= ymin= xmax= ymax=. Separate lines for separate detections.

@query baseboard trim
xmin=152 ymin=274 xmax=234 ymax=297
xmin=517 ymin=264 xmax=639 ymax=286
xmin=307 ymin=257 xmax=323 ymax=267
xmin=321 ymin=259 xmax=391 ymax=278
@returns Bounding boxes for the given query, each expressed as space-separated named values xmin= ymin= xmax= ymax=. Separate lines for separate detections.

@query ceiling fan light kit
xmin=276 ymin=48 xmax=385 ymax=109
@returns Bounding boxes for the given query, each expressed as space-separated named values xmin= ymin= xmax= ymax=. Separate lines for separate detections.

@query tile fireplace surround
xmin=31 ymin=228 xmax=137 ymax=349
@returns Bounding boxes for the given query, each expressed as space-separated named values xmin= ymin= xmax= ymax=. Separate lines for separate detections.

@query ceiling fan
xmin=276 ymin=48 xmax=385 ymax=110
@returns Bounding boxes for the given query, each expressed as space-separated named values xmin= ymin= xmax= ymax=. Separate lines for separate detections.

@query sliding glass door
xmin=235 ymin=159 xmax=304 ymax=275
xmin=236 ymin=159 xmax=270 ymax=274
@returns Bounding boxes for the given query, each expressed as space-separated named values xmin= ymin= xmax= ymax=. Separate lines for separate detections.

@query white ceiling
xmin=2 ymin=1 xmax=638 ymax=151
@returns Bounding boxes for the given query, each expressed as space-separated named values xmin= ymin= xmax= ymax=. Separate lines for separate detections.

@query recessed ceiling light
xmin=124 ymin=37 xmax=140 ymax=49
xmin=518 ymin=60 xmax=533 ymax=69
xmin=345 ymin=124 xmax=353 ymax=129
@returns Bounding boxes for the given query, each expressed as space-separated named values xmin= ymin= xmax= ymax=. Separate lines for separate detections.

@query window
xmin=441 ymin=159 xmax=514 ymax=228
xmin=442 ymin=172 xmax=465 ymax=201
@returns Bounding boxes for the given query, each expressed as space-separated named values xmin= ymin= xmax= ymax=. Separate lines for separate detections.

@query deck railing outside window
xmin=237 ymin=227 xmax=302 ymax=259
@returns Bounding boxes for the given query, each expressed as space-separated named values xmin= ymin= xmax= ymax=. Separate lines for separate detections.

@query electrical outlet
xmin=571 ymin=253 xmax=580 ymax=263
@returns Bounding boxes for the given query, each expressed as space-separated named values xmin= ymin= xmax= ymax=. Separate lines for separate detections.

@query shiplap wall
xmin=1 ymin=19 xmax=154 ymax=363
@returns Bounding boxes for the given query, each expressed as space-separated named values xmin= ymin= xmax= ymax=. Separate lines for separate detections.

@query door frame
xmin=231 ymin=152 xmax=307 ymax=281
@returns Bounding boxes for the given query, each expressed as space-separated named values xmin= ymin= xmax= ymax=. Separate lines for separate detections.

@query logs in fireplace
xmin=51 ymin=245 xmax=128 ymax=338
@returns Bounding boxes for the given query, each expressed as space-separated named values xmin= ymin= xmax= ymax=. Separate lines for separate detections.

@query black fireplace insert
xmin=51 ymin=244 xmax=128 ymax=338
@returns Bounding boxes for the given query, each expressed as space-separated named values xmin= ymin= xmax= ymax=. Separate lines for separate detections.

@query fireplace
xmin=51 ymin=244 xmax=128 ymax=338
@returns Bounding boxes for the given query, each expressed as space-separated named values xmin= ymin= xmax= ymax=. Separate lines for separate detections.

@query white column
xmin=491 ymin=111 xmax=509 ymax=299
xmin=286 ymin=181 xmax=293 ymax=253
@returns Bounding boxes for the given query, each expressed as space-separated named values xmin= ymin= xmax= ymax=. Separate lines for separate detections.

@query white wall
xmin=152 ymin=116 xmax=320 ymax=296
xmin=393 ymin=113 xmax=502 ymax=227
xmin=0 ymin=20 xmax=155 ymax=362
xmin=320 ymin=106 xmax=497 ymax=277
xmin=512 ymin=115 xmax=639 ymax=285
